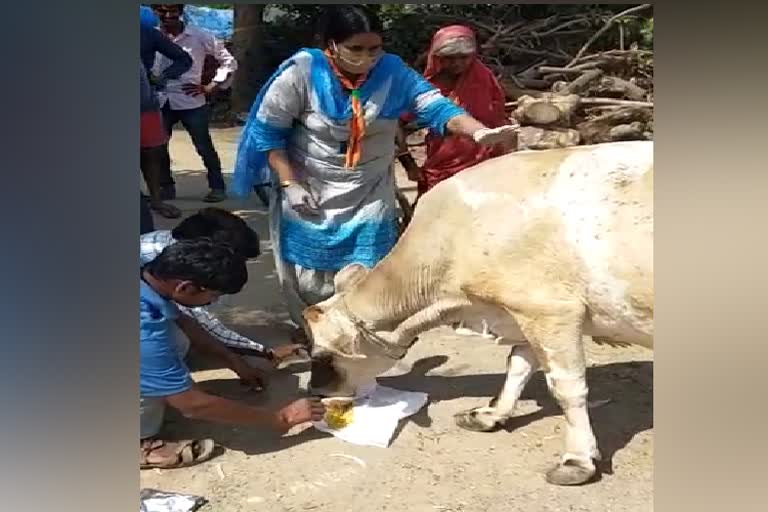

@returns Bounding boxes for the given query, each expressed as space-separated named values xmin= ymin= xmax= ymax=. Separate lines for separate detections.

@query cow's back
xmin=424 ymin=141 xmax=653 ymax=346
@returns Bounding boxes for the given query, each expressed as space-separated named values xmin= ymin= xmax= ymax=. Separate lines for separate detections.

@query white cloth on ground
xmin=313 ymin=384 xmax=428 ymax=448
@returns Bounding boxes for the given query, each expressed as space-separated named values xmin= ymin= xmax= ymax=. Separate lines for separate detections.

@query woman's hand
xmin=446 ymin=114 xmax=520 ymax=148
xmin=283 ymin=182 xmax=320 ymax=217
xmin=472 ymin=123 xmax=520 ymax=147
xmin=267 ymin=150 xmax=319 ymax=217
xmin=405 ymin=163 xmax=423 ymax=182
xmin=399 ymin=154 xmax=423 ymax=182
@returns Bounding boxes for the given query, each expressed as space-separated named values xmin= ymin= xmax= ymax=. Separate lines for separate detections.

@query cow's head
xmin=306 ymin=263 xmax=401 ymax=398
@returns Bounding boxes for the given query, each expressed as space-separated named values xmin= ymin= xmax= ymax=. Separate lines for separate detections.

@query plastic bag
xmin=140 ymin=489 xmax=207 ymax=512
xmin=182 ymin=6 xmax=233 ymax=41
xmin=313 ymin=385 xmax=428 ymax=448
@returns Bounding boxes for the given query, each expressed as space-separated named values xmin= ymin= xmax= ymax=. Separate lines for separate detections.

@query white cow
xmin=305 ymin=141 xmax=653 ymax=486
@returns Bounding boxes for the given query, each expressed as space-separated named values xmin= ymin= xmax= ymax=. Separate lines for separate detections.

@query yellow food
xmin=324 ymin=402 xmax=354 ymax=429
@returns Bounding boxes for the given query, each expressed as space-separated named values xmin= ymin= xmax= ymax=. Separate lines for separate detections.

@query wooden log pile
xmin=482 ymin=5 xmax=654 ymax=150
xmin=402 ymin=5 xmax=654 ymax=151
xmin=503 ymin=49 xmax=654 ymax=149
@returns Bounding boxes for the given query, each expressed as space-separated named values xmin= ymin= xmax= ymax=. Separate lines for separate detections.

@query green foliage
xmin=258 ymin=4 xmax=652 ymax=71
xmin=640 ymin=18 xmax=653 ymax=49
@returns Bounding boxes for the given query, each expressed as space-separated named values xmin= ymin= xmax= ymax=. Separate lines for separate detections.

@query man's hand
xmin=181 ymin=82 xmax=218 ymax=96
xmin=268 ymin=344 xmax=307 ymax=366
xmin=148 ymin=73 xmax=167 ymax=90
xmin=272 ymin=397 xmax=326 ymax=432
xmin=231 ymin=361 xmax=267 ymax=392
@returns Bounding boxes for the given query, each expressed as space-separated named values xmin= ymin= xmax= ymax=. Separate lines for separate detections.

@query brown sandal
xmin=140 ymin=438 xmax=216 ymax=470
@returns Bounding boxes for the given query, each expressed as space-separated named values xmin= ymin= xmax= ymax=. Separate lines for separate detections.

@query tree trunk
xmin=608 ymin=122 xmax=647 ymax=141
xmin=231 ymin=4 xmax=266 ymax=115
xmin=576 ymin=107 xmax=652 ymax=144
xmin=596 ymin=76 xmax=648 ymax=101
xmin=514 ymin=93 xmax=581 ymax=126
xmin=559 ymin=69 xmax=603 ymax=95
xmin=517 ymin=126 xmax=581 ymax=150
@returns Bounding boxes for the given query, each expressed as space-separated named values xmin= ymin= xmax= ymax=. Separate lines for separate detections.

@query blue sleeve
xmin=149 ymin=28 xmax=193 ymax=80
xmin=403 ymin=68 xmax=466 ymax=135
xmin=140 ymin=302 xmax=191 ymax=397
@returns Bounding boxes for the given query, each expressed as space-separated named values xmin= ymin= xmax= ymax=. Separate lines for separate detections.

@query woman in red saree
xmin=399 ymin=25 xmax=516 ymax=200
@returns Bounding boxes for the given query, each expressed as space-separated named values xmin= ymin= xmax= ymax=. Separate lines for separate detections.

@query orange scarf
xmin=324 ymin=49 xmax=368 ymax=169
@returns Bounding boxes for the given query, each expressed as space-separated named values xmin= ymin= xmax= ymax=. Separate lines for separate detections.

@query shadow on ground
xmin=167 ymin=353 xmax=651 ymax=472
xmin=380 ymin=355 xmax=652 ymax=475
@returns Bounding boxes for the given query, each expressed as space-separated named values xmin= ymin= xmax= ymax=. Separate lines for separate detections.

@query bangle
xmin=279 ymin=179 xmax=297 ymax=188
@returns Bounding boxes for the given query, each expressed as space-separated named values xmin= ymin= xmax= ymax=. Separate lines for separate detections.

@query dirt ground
xmin=139 ymin=127 xmax=653 ymax=512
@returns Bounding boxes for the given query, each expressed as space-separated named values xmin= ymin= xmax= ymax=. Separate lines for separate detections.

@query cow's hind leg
xmin=454 ymin=343 xmax=539 ymax=432
xmin=514 ymin=301 xmax=599 ymax=486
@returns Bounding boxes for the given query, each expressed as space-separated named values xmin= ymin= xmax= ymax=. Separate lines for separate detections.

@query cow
xmin=305 ymin=140 xmax=653 ymax=486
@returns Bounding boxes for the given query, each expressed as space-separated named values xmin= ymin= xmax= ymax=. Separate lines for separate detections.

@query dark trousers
xmin=159 ymin=104 xmax=225 ymax=190
xmin=140 ymin=194 xmax=154 ymax=235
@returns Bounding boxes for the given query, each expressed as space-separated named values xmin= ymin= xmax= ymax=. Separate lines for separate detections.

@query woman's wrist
xmin=446 ymin=113 xmax=487 ymax=138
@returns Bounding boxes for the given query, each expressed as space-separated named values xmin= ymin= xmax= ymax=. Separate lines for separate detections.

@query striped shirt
xmin=140 ymin=230 xmax=265 ymax=352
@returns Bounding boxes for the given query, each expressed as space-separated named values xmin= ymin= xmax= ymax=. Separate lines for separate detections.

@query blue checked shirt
xmin=139 ymin=230 xmax=266 ymax=352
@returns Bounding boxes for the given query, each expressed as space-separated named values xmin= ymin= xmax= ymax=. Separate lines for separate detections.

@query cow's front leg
xmin=516 ymin=304 xmax=599 ymax=486
xmin=454 ymin=343 xmax=539 ymax=432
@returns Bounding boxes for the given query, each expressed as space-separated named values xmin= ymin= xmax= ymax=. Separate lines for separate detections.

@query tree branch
xmin=566 ymin=4 xmax=652 ymax=67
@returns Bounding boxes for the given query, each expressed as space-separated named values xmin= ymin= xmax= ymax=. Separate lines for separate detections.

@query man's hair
xmin=150 ymin=4 xmax=185 ymax=12
xmin=145 ymin=238 xmax=248 ymax=295
xmin=171 ymin=208 xmax=260 ymax=259
xmin=316 ymin=5 xmax=382 ymax=47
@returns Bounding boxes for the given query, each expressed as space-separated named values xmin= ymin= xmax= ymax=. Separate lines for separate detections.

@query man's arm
xmin=151 ymin=29 xmax=192 ymax=81
xmin=206 ymin=33 xmax=238 ymax=90
xmin=166 ymin=385 xmax=324 ymax=433
xmin=175 ymin=313 xmax=262 ymax=387
xmin=180 ymin=305 xmax=266 ymax=353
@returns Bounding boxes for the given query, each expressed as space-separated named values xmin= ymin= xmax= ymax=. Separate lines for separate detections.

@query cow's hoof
xmin=545 ymin=459 xmax=597 ymax=486
xmin=453 ymin=407 xmax=501 ymax=432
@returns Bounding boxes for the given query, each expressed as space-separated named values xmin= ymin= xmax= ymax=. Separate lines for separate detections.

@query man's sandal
xmin=140 ymin=438 xmax=216 ymax=470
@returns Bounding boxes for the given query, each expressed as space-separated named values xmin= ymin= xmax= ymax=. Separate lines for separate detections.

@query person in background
xmin=140 ymin=238 xmax=324 ymax=469
xmin=398 ymin=25 xmax=515 ymax=204
xmin=140 ymin=6 xmax=191 ymax=220
xmin=140 ymin=189 xmax=155 ymax=235
xmin=140 ymin=207 xmax=306 ymax=366
xmin=151 ymin=3 xmax=238 ymax=203
xmin=231 ymin=5 xmax=518 ymax=343
xmin=141 ymin=63 xmax=158 ymax=234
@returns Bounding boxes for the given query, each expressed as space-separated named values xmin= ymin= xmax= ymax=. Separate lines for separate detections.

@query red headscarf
xmin=416 ymin=25 xmax=508 ymax=195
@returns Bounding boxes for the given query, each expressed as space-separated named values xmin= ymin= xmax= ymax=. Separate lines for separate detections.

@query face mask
xmin=332 ymin=42 xmax=381 ymax=74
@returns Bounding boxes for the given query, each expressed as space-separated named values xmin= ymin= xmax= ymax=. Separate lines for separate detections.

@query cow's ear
xmin=334 ymin=263 xmax=370 ymax=293
xmin=303 ymin=305 xmax=323 ymax=323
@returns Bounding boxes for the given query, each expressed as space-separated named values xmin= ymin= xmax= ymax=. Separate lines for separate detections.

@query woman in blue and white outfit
xmin=232 ymin=5 xmax=518 ymax=339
